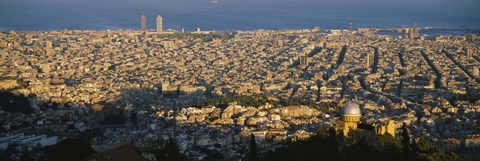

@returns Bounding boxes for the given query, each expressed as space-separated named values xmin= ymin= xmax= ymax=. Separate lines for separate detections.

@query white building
xmin=0 ymin=133 xmax=58 ymax=149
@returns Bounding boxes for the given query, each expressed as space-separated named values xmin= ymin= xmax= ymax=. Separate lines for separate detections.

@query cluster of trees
xmin=188 ymin=33 xmax=234 ymax=42
xmin=249 ymin=134 xmax=260 ymax=161
xmin=158 ymin=32 xmax=234 ymax=41
xmin=0 ymin=90 xmax=77 ymax=114
xmin=97 ymin=105 xmax=126 ymax=124
xmin=0 ymin=91 xmax=34 ymax=114
xmin=400 ymin=124 xmax=461 ymax=161
xmin=262 ymin=127 xmax=341 ymax=161
xmin=277 ymin=97 xmax=337 ymax=113
xmin=44 ymin=139 xmax=96 ymax=161
xmin=1 ymin=138 xmax=190 ymax=161
xmin=192 ymin=94 xmax=273 ymax=109
xmin=0 ymin=139 xmax=95 ymax=161
xmin=193 ymin=94 xmax=335 ymax=114
xmin=143 ymin=138 xmax=187 ymax=161
xmin=261 ymin=125 xmax=461 ymax=161
xmin=0 ymin=144 xmax=34 ymax=161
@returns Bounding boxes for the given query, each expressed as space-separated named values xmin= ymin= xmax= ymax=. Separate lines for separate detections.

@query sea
xmin=1 ymin=0 xmax=480 ymax=35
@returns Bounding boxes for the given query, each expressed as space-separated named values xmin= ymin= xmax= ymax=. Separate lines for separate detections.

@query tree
xmin=154 ymin=146 xmax=167 ymax=161
xmin=345 ymin=141 xmax=378 ymax=161
xmin=0 ymin=91 xmax=33 ymax=114
xmin=375 ymin=134 xmax=404 ymax=161
xmin=248 ymin=134 xmax=259 ymax=161
xmin=327 ymin=128 xmax=340 ymax=161
xmin=155 ymin=138 xmax=184 ymax=161
xmin=35 ymin=157 xmax=46 ymax=161
xmin=411 ymin=138 xmax=461 ymax=161
xmin=0 ymin=144 xmax=17 ymax=161
xmin=263 ymin=125 xmax=461 ymax=161
xmin=0 ymin=155 xmax=12 ymax=161
xmin=45 ymin=139 xmax=95 ymax=161
xmin=200 ymin=148 xmax=224 ymax=161
xmin=401 ymin=123 xmax=411 ymax=153
xmin=414 ymin=138 xmax=433 ymax=153
xmin=19 ymin=151 xmax=33 ymax=161
xmin=166 ymin=138 xmax=182 ymax=161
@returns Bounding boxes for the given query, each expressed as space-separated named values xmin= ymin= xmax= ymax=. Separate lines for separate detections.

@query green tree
xmin=35 ymin=157 xmax=46 ymax=161
xmin=0 ymin=144 xmax=17 ymax=161
xmin=0 ymin=155 xmax=12 ymax=161
xmin=414 ymin=138 xmax=433 ymax=153
xmin=264 ymin=125 xmax=461 ymax=161
xmin=327 ymin=128 xmax=340 ymax=161
xmin=376 ymin=134 xmax=404 ymax=161
xmin=0 ymin=91 xmax=34 ymax=114
xmin=155 ymin=138 xmax=184 ymax=161
xmin=154 ymin=147 xmax=167 ymax=161
xmin=412 ymin=138 xmax=461 ymax=161
xmin=345 ymin=141 xmax=378 ymax=161
xmin=45 ymin=139 xmax=95 ymax=161
xmin=166 ymin=138 xmax=183 ymax=161
xmin=19 ymin=151 xmax=33 ymax=161
xmin=401 ymin=123 xmax=411 ymax=153
xmin=248 ymin=134 xmax=259 ymax=161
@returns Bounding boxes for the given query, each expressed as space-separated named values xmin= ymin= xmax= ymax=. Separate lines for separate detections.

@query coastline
xmin=2 ymin=27 xmax=480 ymax=36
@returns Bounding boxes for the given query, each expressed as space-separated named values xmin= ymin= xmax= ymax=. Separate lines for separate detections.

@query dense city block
xmin=1 ymin=28 xmax=479 ymax=160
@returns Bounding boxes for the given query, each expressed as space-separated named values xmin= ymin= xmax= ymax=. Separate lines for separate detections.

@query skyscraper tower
xmin=156 ymin=15 xmax=163 ymax=33
xmin=45 ymin=41 xmax=52 ymax=55
xmin=408 ymin=28 xmax=414 ymax=39
xmin=473 ymin=66 xmax=479 ymax=77
xmin=45 ymin=41 xmax=52 ymax=50
xmin=300 ymin=56 xmax=309 ymax=69
xmin=367 ymin=52 xmax=374 ymax=68
xmin=141 ymin=15 xmax=146 ymax=31
xmin=466 ymin=48 xmax=472 ymax=58
xmin=349 ymin=22 xmax=353 ymax=31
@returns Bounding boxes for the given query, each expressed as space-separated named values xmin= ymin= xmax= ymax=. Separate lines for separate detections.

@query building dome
xmin=343 ymin=102 xmax=361 ymax=116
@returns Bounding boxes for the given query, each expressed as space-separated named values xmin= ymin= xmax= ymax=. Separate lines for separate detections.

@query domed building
xmin=336 ymin=102 xmax=362 ymax=137
xmin=342 ymin=102 xmax=362 ymax=121
xmin=335 ymin=102 xmax=396 ymax=143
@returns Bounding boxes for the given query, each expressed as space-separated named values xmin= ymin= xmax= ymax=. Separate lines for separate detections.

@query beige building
xmin=335 ymin=102 xmax=396 ymax=142
xmin=156 ymin=15 xmax=163 ymax=33
xmin=141 ymin=15 xmax=146 ymax=31
xmin=465 ymin=134 xmax=480 ymax=149
xmin=336 ymin=102 xmax=362 ymax=136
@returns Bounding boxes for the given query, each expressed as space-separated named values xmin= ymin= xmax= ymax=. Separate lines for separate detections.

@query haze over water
xmin=1 ymin=0 xmax=479 ymax=31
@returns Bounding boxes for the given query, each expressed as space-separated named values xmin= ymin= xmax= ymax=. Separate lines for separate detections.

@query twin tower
xmin=140 ymin=15 xmax=162 ymax=33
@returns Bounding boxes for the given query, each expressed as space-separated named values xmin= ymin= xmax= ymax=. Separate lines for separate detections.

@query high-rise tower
xmin=300 ymin=56 xmax=309 ymax=69
xmin=408 ymin=28 xmax=414 ymax=39
xmin=45 ymin=41 xmax=52 ymax=55
xmin=156 ymin=15 xmax=163 ymax=33
xmin=367 ymin=52 xmax=374 ymax=68
xmin=473 ymin=66 xmax=479 ymax=77
xmin=466 ymin=48 xmax=472 ymax=58
xmin=141 ymin=15 xmax=146 ymax=31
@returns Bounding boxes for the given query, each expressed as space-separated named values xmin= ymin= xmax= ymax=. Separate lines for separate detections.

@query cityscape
xmin=1 ymin=1 xmax=480 ymax=161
